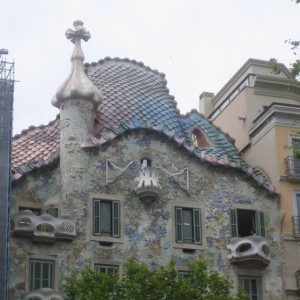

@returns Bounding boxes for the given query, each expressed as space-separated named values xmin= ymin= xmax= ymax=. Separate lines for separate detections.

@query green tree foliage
xmin=269 ymin=39 xmax=300 ymax=80
xmin=64 ymin=268 xmax=118 ymax=300
xmin=269 ymin=1 xmax=299 ymax=79
xmin=64 ymin=258 xmax=248 ymax=300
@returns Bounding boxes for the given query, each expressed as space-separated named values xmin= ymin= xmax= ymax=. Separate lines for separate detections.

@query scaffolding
xmin=0 ymin=49 xmax=14 ymax=300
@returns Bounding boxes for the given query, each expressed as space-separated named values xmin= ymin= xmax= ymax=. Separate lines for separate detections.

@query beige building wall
xmin=213 ymin=90 xmax=249 ymax=151
xmin=243 ymin=125 xmax=278 ymax=185
xmin=276 ymin=126 xmax=300 ymax=235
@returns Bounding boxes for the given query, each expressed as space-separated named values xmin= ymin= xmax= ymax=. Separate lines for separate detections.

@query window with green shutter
xmin=175 ymin=207 xmax=202 ymax=244
xmin=93 ymin=199 xmax=120 ymax=238
xmin=30 ymin=260 xmax=54 ymax=291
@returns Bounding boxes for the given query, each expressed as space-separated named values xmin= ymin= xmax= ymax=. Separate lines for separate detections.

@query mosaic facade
xmin=9 ymin=129 xmax=283 ymax=299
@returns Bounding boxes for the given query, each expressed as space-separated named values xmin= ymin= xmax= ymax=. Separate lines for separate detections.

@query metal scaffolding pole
xmin=0 ymin=49 xmax=14 ymax=300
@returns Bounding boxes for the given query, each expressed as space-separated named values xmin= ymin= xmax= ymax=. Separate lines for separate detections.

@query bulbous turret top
xmin=52 ymin=20 xmax=102 ymax=108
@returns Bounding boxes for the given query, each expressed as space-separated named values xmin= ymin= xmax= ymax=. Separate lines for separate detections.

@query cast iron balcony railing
xmin=22 ymin=288 xmax=64 ymax=300
xmin=285 ymin=156 xmax=300 ymax=176
xmin=11 ymin=210 xmax=76 ymax=243
xmin=227 ymin=236 xmax=271 ymax=268
xmin=292 ymin=216 xmax=300 ymax=238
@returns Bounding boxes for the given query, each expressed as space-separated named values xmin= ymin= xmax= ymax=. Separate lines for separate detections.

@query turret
xmin=52 ymin=21 xmax=102 ymax=210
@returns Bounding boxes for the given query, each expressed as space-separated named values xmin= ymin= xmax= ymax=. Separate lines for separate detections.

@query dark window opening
xmin=141 ymin=158 xmax=151 ymax=168
xmin=46 ymin=207 xmax=58 ymax=217
xmin=19 ymin=207 xmax=41 ymax=216
xmin=230 ymin=209 xmax=265 ymax=238
xmin=191 ymin=129 xmax=210 ymax=148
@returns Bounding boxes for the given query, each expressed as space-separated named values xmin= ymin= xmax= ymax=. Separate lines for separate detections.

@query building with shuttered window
xmin=200 ymin=58 xmax=300 ymax=299
xmin=8 ymin=22 xmax=284 ymax=300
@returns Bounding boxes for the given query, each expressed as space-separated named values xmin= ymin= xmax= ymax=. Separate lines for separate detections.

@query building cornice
xmin=253 ymin=75 xmax=300 ymax=96
xmin=249 ymin=104 xmax=300 ymax=139
xmin=211 ymin=59 xmax=292 ymax=105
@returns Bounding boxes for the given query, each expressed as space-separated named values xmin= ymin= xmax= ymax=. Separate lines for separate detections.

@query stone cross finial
xmin=65 ymin=20 xmax=91 ymax=44
xmin=52 ymin=20 xmax=102 ymax=108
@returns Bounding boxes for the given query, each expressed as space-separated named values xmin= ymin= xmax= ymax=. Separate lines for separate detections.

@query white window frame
xmin=92 ymin=259 xmax=122 ymax=279
xmin=89 ymin=193 xmax=124 ymax=243
xmin=25 ymin=253 xmax=59 ymax=292
xmin=235 ymin=269 xmax=265 ymax=300
xmin=29 ymin=259 xmax=54 ymax=291
xmin=172 ymin=202 xmax=205 ymax=250
xmin=239 ymin=275 xmax=262 ymax=300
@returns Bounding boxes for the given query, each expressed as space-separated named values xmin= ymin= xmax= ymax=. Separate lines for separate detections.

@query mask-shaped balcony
xmin=22 ymin=288 xmax=64 ymax=300
xmin=135 ymin=166 xmax=161 ymax=204
xmin=11 ymin=210 xmax=76 ymax=243
xmin=227 ymin=236 xmax=270 ymax=268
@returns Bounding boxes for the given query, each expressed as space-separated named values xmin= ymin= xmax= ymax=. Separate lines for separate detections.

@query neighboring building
xmin=9 ymin=22 xmax=284 ymax=300
xmin=200 ymin=58 xmax=300 ymax=299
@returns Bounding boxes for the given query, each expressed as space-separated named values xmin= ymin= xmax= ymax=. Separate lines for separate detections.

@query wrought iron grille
xmin=292 ymin=216 xmax=300 ymax=235
xmin=285 ymin=156 xmax=300 ymax=176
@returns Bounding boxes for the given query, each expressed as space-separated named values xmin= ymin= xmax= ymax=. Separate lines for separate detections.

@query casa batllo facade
xmin=9 ymin=22 xmax=283 ymax=300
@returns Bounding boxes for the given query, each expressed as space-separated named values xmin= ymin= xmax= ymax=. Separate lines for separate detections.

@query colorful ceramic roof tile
xmin=11 ymin=57 xmax=276 ymax=194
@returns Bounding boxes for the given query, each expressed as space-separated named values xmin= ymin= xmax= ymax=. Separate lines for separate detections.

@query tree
xmin=269 ymin=1 xmax=300 ymax=79
xmin=269 ymin=39 xmax=300 ymax=80
xmin=64 ymin=258 xmax=248 ymax=300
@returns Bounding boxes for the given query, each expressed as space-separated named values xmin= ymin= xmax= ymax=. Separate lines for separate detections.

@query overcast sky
xmin=1 ymin=0 xmax=299 ymax=134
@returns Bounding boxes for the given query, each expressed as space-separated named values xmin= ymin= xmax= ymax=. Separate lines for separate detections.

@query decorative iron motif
xmin=105 ymin=159 xmax=190 ymax=194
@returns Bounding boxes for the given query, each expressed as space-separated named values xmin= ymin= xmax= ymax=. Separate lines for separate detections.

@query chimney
xmin=199 ymin=91 xmax=214 ymax=118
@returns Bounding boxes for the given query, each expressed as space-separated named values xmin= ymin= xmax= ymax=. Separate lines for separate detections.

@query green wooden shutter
xmin=112 ymin=201 xmax=120 ymax=237
xmin=260 ymin=212 xmax=265 ymax=237
xmin=255 ymin=211 xmax=265 ymax=237
xmin=193 ymin=208 xmax=201 ymax=244
xmin=176 ymin=208 xmax=183 ymax=243
xmin=94 ymin=199 xmax=101 ymax=235
xmin=230 ymin=209 xmax=238 ymax=238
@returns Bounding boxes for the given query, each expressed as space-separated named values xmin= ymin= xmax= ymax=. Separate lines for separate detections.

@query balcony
xmin=285 ymin=156 xmax=300 ymax=177
xmin=227 ymin=236 xmax=270 ymax=268
xmin=292 ymin=216 xmax=300 ymax=239
xmin=11 ymin=210 xmax=76 ymax=243
xmin=22 ymin=288 xmax=64 ymax=300
xmin=135 ymin=167 xmax=161 ymax=204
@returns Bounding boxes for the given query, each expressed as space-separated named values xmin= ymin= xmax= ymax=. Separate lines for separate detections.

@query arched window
xmin=191 ymin=128 xmax=210 ymax=148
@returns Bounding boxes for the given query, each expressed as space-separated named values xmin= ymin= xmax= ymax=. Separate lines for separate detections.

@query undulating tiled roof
xmin=12 ymin=118 xmax=60 ymax=180
xmin=11 ymin=57 xmax=276 ymax=194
